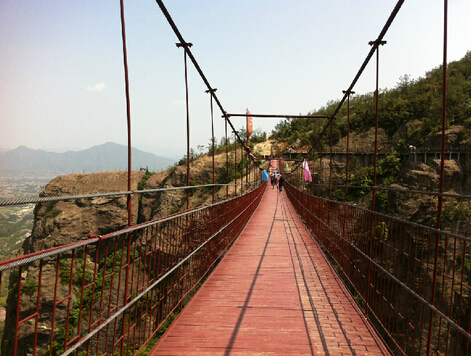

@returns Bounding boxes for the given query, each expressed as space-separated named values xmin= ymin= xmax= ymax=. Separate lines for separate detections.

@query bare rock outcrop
xmin=139 ymin=153 xmax=237 ymax=221
xmin=389 ymin=158 xmax=469 ymax=230
xmin=22 ymin=171 xmax=144 ymax=255
xmin=2 ymin=171 xmax=145 ymax=356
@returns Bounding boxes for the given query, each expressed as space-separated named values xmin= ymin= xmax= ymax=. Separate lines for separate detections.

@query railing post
xmin=205 ymin=88 xmax=217 ymax=204
xmin=176 ymin=41 xmax=193 ymax=210
xmin=225 ymin=115 xmax=229 ymax=199
xmin=118 ymin=2 xmax=134 ymax=352
xmin=240 ymin=139 xmax=244 ymax=194
xmin=428 ymin=1 xmax=448 ymax=354
xmin=234 ymin=132 xmax=237 ymax=196
xmin=364 ymin=39 xmax=386 ymax=320
xmin=319 ymin=143 xmax=323 ymax=198
xmin=342 ymin=90 xmax=355 ymax=202
xmin=118 ymin=0 xmax=133 ymax=227
xmin=342 ymin=90 xmax=354 ymax=239
xmin=329 ymin=120 xmax=334 ymax=200
xmin=368 ymin=39 xmax=386 ymax=213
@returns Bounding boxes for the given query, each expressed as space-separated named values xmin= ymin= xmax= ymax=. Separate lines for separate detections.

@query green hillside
xmin=271 ymin=51 xmax=471 ymax=149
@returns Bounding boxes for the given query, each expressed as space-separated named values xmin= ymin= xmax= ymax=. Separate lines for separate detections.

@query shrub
xmin=44 ymin=202 xmax=61 ymax=219
xmin=138 ymin=170 xmax=156 ymax=190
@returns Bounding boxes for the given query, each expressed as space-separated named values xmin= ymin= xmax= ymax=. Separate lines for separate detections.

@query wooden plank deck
xmin=149 ymin=184 xmax=392 ymax=355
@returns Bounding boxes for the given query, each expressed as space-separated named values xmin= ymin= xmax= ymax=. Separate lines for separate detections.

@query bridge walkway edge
xmin=148 ymin=184 xmax=392 ymax=355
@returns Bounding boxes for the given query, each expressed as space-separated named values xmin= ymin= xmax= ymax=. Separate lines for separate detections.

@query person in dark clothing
xmin=278 ymin=175 xmax=284 ymax=192
xmin=270 ymin=173 xmax=276 ymax=189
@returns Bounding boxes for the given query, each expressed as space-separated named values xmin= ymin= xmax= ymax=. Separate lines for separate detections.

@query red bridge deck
xmin=149 ymin=186 xmax=392 ymax=355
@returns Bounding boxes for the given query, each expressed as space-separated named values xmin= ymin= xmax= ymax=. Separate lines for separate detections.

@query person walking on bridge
xmin=270 ymin=173 xmax=276 ymax=189
xmin=278 ymin=175 xmax=285 ymax=192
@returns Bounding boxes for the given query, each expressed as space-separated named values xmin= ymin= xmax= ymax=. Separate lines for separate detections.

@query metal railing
xmin=285 ymin=181 xmax=471 ymax=356
xmin=0 ymin=182 xmax=266 ymax=356
xmin=0 ymin=182 xmax=261 ymax=207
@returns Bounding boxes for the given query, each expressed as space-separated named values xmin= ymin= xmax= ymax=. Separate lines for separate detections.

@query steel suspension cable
xmin=118 ymin=5 xmax=134 ymax=347
xmin=284 ymin=184 xmax=471 ymax=347
xmin=234 ymin=136 xmax=237 ymax=196
xmin=225 ymin=117 xmax=229 ymax=198
xmin=370 ymin=40 xmax=386 ymax=212
xmin=428 ymin=1 xmax=449 ymax=354
xmin=206 ymin=88 xmax=217 ymax=203
xmin=290 ymin=0 xmax=405 ymax=174
xmin=176 ymin=43 xmax=192 ymax=209
xmin=153 ymin=0 xmax=259 ymax=169
xmin=119 ymin=0 xmax=133 ymax=227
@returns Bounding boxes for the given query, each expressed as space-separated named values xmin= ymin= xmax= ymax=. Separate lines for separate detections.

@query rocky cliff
xmin=305 ymin=125 xmax=471 ymax=235
xmin=389 ymin=154 xmax=471 ymax=234
xmin=3 ymin=132 xmax=470 ymax=355
xmin=2 ymin=171 xmax=145 ymax=356
xmin=2 ymin=148 xmax=263 ymax=355
xmin=138 ymin=148 xmax=268 ymax=222
xmin=21 ymin=171 xmax=144 ymax=255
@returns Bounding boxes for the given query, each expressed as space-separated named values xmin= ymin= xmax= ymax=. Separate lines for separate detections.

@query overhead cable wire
xmin=290 ymin=0 xmax=405 ymax=173
xmin=0 ymin=183 xmax=256 ymax=207
xmin=153 ymin=0 xmax=251 ymax=159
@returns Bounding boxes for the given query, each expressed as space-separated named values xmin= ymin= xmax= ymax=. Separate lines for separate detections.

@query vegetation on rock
xmin=271 ymin=51 xmax=471 ymax=151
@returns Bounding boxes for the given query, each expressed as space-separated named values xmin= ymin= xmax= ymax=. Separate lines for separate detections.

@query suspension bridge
xmin=1 ymin=1 xmax=470 ymax=355
xmin=148 ymin=162 xmax=391 ymax=356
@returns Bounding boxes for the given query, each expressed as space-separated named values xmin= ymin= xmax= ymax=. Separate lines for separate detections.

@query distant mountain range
xmin=0 ymin=142 xmax=176 ymax=177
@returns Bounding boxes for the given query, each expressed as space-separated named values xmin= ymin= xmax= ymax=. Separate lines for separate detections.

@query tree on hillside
xmin=270 ymin=51 xmax=471 ymax=148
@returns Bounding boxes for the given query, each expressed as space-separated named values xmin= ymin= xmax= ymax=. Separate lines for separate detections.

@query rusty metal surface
xmin=285 ymin=182 xmax=471 ymax=356
xmin=150 ymin=186 xmax=392 ymax=355
xmin=0 ymin=184 xmax=265 ymax=356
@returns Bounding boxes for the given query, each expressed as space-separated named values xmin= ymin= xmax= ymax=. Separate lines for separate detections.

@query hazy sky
xmin=1 ymin=1 xmax=470 ymax=158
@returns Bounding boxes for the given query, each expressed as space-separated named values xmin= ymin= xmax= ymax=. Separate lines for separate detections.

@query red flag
xmin=246 ymin=109 xmax=253 ymax=139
